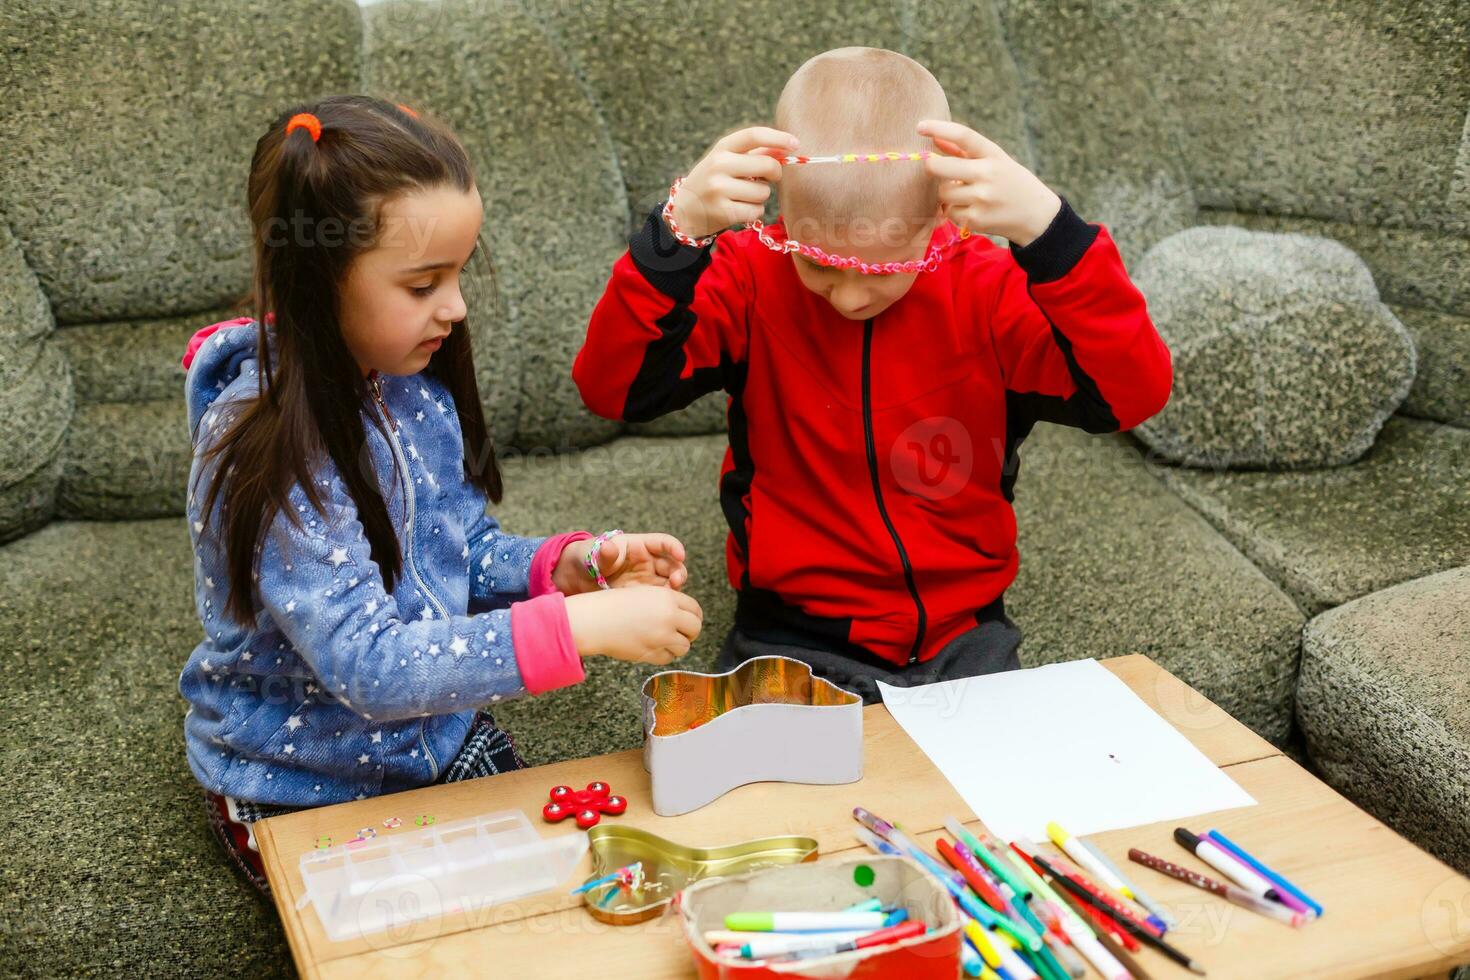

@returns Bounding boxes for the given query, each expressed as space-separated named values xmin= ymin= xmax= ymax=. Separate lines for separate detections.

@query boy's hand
xmin=565 ymin=586 xmax=704 ymax=665
xmin=918 ymin=119 xmax=1062 ymax=247
xmin=669 ymin=127 xmax=798 ymax=241
xmin=554 ymin=533 xmax=689 ymax=594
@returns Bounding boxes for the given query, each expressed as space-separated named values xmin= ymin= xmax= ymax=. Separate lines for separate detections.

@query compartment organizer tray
xmin=297 ymin=809 xmax=587 ymax=941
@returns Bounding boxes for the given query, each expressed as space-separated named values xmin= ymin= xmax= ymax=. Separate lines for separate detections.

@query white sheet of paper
xmin=878 ymin=658 xmax=1256 ymax=842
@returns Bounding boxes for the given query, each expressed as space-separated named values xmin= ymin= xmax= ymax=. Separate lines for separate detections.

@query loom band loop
xmin=582 ymin=529 xmax=625 ymax=590
xmin=286 ymin=112 xmax=322 ymax=142
xmin=661 ymin=177 xmax=719 ymax=249
xmin=662 ymin=169 xmax=966 ymax=273
xmin=776 ymin=150 xmax=935 ymax=166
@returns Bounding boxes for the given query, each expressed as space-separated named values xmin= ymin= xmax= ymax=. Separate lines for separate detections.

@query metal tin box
xmin=641 ymin=656 xmax=864 ymax=816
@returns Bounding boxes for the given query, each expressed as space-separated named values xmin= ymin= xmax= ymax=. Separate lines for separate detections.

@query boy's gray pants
xmin=715 ymin=615 xmax=1023 ymax=706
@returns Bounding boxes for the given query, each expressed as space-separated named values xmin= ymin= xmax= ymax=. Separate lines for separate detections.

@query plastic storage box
xmin=297 ymin=809 xmax=587 ymax=941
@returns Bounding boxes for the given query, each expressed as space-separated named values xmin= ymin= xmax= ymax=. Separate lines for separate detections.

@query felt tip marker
xmin=765 ymin=922 xmax=927 ymax=964
xmin=1128 ymin=849 xmax=1308 ymax=928
xmin=1174 ymin=828 xmax=1279 ymax=902
xmin=844 ymin=897 xmax=885 ymax=913
xmin=1047 ymin=823 xmax=1130 ymax=898
xmin=705 ymin=928 xmax=869 ymax=946
xmin=729 ymin=931 xmax=870 ymax=958
xmin=1079 ymin=836 xmax=1174 ymax=932
xmin=1033 ymin=852 xmax=1206 ymax=976
xmin=724 ymin=910 xmax=902 ymax=933
xmin=854 ymin=811 xmax=1042 ymax=955
xmin=1206 ymin=829 xmax=1322 ymax=918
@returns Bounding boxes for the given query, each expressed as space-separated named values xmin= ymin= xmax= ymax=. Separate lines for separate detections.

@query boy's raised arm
xmin=987 ymin=205 xmax=1173 ymax=433
xmin=574 ymin=210 xmax=751 ymax=422
xmin=918 ymin=120 xmax=1172 ymax=432
xmin=574 ymin=127 xmax=792 ymax=423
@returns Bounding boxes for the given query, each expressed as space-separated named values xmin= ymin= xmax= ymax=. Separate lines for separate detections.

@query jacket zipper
xmin=369 ymin=373 xmax=443 ymax=779
xmin=861 ymin=318 xmax=927 ymax=666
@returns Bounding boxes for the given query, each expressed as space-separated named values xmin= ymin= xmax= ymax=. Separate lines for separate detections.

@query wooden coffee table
xmin=255 ymin=655 xmax=1470 ymax=978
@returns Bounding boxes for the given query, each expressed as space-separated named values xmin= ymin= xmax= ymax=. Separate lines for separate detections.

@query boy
xmin=574 ymin=47 xmax=1172 ymax=702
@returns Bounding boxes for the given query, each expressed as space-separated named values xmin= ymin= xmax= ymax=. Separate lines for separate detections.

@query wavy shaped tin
xmin=641 ymin=655 xmax=863 ymax=816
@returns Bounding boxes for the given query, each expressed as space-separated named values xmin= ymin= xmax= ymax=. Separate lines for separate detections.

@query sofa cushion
xmin=1154 ymin=416 xmax=1470 ymax=614
xmin=0 ymin=220 xmax=68 ymax=543
xmin=0 ymin=0 xmax=362 ymax=323
xmin=1393 ymin=305 xmax=1470 ymax=427
xmin=1298 ymin=566 xmax=1470 ymax=875
xmin=1133 ymin=226 xmax=1415 ymax=468
xmin=987 ymin=0 xmax=1197 ymax=264
xmin=364 ymin=0 xmax=629 ymax=450
xmin=53 ymin=309 xmax=235 ymax=407
xmin=1102 ymin=1 xmax=1470 ymax=236
xmin=58 ymin=400 xmax=189 ymax=520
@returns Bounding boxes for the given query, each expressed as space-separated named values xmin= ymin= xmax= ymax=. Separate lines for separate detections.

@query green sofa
xmin=0 ymin=0 xmax=1466 ymax=973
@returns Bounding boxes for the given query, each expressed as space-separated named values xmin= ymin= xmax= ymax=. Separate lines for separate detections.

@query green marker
xmin=944 ymin=818 xmax=1051 ymax=940
xmin=945 ymin=818 xmax=1032 ymax=900
xmin=724 ymin=910 xmax=899 ymax=933
xmin=1005 ymin=839 xmax=1086 ymax=929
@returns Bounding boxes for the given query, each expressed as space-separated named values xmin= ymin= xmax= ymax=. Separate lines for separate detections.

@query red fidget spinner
xmin=541 ymin=781 xmax=628 ymax=829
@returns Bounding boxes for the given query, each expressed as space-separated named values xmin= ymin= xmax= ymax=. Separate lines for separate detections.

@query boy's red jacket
xmin=575 ymin=201 xmax=1172 ymax=668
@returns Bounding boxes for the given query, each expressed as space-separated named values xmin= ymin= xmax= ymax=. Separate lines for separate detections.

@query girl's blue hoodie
xmin=178 ymin=318 xmax=588 ymax=805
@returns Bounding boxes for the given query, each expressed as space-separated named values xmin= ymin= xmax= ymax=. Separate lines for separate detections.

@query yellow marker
xmin=1046 ymin=821 xmax=1135 ymax=899
xmin=961 ymin=919 xmax=1003 ymax=968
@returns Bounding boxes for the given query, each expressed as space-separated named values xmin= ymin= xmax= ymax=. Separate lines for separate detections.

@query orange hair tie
xmin=285 ymin=112 xmax=322 ymax=142
xmin=396 ymin=103 xmax=419 ymax=119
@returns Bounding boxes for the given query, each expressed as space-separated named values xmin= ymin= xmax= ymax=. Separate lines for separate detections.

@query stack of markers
xmin=851 ymin=807 xmax=1325 ymax=979
xmin=705 ymin=898 xmax=928 ymax=964
xmin=854 ymin=806 xmax=1158 ymax=979
xmin=1129 ymin=828 xmax=1323 ymax=929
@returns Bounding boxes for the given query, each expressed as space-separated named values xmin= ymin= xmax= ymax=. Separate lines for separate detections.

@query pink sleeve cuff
xmin=510 ymin=591 xmax=586 ymax=694
xmin=181 ymin=316 xmax=253 ymax=370
xmin=528 ymin=531 xmax=593 ymax=597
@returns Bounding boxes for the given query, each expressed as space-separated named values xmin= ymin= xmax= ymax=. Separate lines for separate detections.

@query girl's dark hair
xmin=196 ymin=94 xmax=503 ymax=626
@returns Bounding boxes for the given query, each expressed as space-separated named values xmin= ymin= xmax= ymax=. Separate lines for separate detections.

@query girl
xmin=179 ymin=96 xmax=703 ymax=897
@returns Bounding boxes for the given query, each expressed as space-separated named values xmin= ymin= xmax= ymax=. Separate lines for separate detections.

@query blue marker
xmin=1207 ymin=829 xmax=1322 ymax=917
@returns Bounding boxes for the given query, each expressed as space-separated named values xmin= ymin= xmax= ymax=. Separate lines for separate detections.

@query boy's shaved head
xmin=776 ymin=47 xmax=949 ymax=244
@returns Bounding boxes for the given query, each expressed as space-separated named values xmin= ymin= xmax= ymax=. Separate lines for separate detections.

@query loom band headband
xmin=286 ymin=112 xmax=322 ymax=142
xmin=663 ymin=149 xmax=972 ymax=274
xmin=775 ymin=150 xmax=935 ymax=165
xmin=749 ymin=220 xmax=970 ymax=276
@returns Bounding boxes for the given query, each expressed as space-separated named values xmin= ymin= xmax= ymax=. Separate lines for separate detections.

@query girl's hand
xmin=554 ymin=533 xmax=689 ymax=594
xmin=668 ymin=126 xmax=797 ymax=241
xmin=565 ymin=587 xmax=704 ymax=665
xmin=918 ymin=119 xmax=1062 ymax=247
